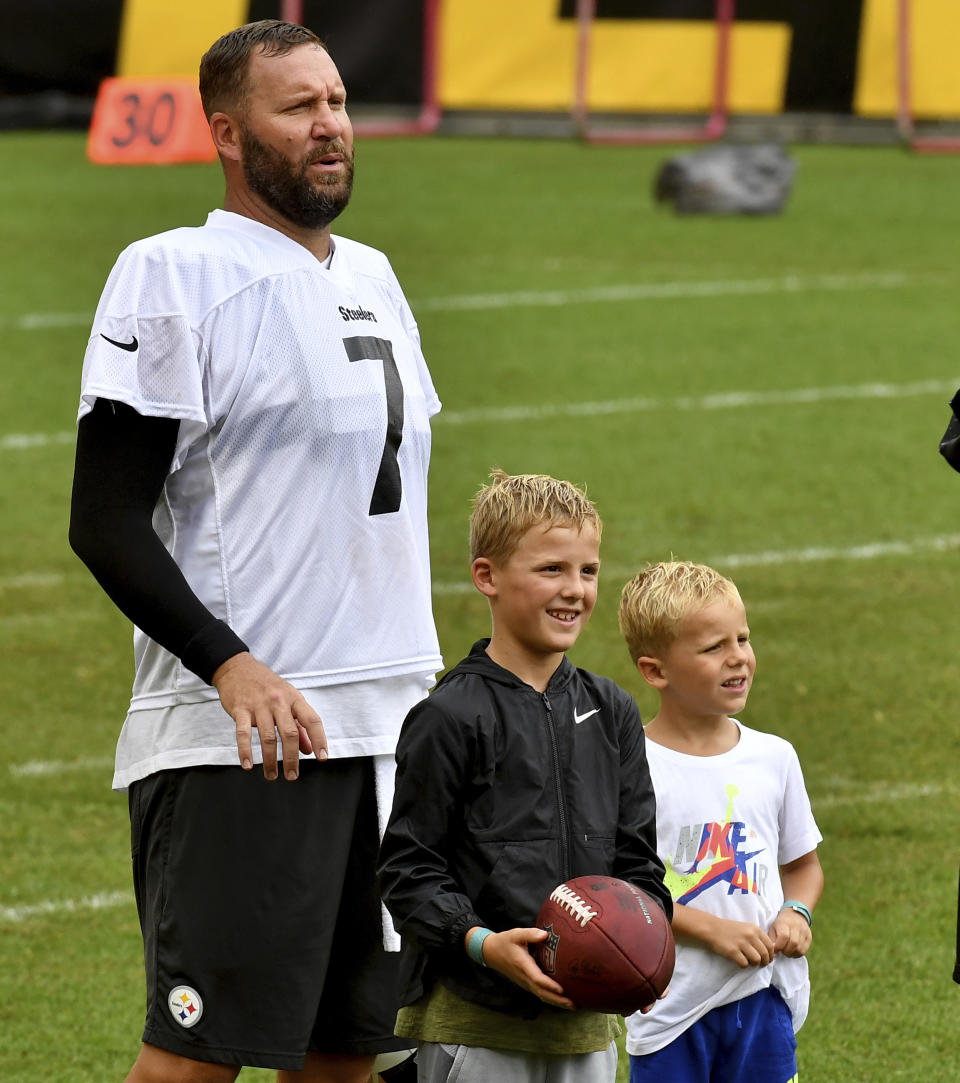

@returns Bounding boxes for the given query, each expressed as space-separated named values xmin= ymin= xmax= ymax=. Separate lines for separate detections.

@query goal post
xmin=896 ymin=0 xmax=960 ymax=153
xmin=573 ymin=0 xmax=734 ymax=145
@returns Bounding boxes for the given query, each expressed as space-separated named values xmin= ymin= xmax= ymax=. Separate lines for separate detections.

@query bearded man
xmin=69 ymin=20 xmax=440 ymax=1083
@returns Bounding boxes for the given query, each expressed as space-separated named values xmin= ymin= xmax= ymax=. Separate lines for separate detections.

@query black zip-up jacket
xmin=378 ymin=640 xmax=672 ymax=1018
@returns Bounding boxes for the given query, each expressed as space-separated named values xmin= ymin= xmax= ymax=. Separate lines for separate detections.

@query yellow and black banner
xmin=2 ymin=0 xmax=958 ymax=126
xmin=440 ymin=0 xmax=960 ymax=118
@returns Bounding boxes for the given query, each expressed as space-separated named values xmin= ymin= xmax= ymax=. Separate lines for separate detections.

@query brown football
xmin=534 ymin=875 xmax=674 ymax=1015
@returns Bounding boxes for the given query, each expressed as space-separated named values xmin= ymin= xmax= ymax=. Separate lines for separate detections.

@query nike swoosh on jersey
xmin=100 ymin=333 xmax=139 ymax=352
xmin=574 ymin=707 xmax=600 ymax=724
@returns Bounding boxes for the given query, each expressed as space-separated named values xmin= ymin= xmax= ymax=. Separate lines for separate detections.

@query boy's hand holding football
xmin=466 ymin=927 xmax=575 ymax=1010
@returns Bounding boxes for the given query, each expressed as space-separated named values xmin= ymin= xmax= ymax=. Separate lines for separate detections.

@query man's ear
xmin=637 ymin=655 xmax=668 ymax=690
xmin=471 ymin=557 xmax=497 ymax=598
xmin=209 ymin=111 xmax=242 ymax=161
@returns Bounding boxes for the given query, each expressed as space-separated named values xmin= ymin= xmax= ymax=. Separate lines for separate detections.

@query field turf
xmin=1 ymin=131 xmax=959 ymax=1080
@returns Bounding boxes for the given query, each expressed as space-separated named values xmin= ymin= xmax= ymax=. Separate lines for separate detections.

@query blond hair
xmin=469 ymin=468 xmax=601 ymax=564
xmin=618 ymin=561 xmax=740 ymax=661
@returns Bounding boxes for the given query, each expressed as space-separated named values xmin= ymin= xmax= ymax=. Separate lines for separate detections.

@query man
xmin=69 ymin=20 xmax=440 ymax=1083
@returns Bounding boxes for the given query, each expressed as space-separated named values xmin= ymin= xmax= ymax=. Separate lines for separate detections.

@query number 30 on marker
xmin=87 ymin=77 xmax=217 ymax=165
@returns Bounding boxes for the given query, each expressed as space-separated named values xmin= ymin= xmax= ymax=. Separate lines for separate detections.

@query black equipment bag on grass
xmin=938 ymin=390 xmax=960 ymax=473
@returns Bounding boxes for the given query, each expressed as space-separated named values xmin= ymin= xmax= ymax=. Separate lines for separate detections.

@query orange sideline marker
xmin=87 ymin=77 xmax=216 ymax=165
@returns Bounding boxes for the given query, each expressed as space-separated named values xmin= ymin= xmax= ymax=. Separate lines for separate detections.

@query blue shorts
xmin=629 ymin=987 xmax=798 ymax=1083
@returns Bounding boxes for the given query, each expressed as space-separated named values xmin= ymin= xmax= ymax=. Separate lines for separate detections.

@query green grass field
xmin=2 ymin=131 xmax=959 ymax=1081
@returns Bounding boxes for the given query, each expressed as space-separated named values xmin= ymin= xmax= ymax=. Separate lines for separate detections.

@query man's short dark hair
xmin=199 ymin=20 xmax=326 ymax=118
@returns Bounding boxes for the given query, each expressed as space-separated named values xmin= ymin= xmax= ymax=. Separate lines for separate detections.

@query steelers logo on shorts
xmin=168 ymin=985 xmax=204 ymax=1028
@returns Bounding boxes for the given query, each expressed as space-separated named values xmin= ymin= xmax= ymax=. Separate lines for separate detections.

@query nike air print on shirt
xmin=624 ymin=719 xmax=822 ymax=1056
xmin=664 ymin=784 xmax=770 ymax=907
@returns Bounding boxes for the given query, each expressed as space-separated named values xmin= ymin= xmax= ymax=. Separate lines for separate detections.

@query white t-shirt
xmin=626 ymin=720 xmax=822 ymax=1056
xmin=78 ymin=210 xmax=442 ymax=788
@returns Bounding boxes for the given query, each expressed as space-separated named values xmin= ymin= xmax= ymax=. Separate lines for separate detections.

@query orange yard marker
xmin=87 ymin=77 xmax=216 ymax=165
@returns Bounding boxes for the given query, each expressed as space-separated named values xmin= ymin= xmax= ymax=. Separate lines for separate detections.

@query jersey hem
xmin=126 ymin=655 xmax=443 ymax=710
xmin=78 ymin=386 xmax=207 ymax=425
xmin=112 ymin=737 xmax=407 ymax=792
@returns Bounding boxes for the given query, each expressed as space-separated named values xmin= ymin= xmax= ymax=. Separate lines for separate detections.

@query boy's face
xmin=649 ymin=597 xmax=755 ymax=721
xmin=482 ymin=521 xmax=600 ymax=664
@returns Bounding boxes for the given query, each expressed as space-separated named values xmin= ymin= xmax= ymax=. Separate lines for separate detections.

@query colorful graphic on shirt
xmin=664 ymin=784 xmax=766 ymax=904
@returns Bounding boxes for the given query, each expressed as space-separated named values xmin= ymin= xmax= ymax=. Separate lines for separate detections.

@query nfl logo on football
xmin=539 ymin=925 xmax=560 ymax=974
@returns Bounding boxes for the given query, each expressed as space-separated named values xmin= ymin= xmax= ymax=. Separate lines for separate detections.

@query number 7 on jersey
xmin=343 ymin=336 xmax=404 ymax=516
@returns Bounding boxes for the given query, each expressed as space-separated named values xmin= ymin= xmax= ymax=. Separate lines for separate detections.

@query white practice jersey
xmin=79 ymin=210 xmax=442 ymax=784
xmin=626 ymin=720 xmax=822 ymax=1056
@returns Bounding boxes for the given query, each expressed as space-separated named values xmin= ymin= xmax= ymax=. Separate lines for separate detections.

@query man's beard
xmin=240 ymin=125 xmax=354 ymax=230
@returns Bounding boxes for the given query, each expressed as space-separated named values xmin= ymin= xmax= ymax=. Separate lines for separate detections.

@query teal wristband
xmin=467 ymin=927 xmax=493 ymax=967
xmin=781 ymin=899 xmax=813 ymax=927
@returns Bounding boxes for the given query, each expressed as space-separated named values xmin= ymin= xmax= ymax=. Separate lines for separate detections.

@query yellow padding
xmin=857 ymin=0 xmax=960 ymax=117
xmin=440 ymin=0 xmax=788 ymax=113
xmin=117 ymin=0 xmax=248 ymax=78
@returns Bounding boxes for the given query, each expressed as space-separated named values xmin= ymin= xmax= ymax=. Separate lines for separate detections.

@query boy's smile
xmin=476 ymin=522 xmax=600 ymax=687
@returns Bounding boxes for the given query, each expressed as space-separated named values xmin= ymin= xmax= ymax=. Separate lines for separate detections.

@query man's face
xmin=238 ymin=44 xmax=354 ymax=230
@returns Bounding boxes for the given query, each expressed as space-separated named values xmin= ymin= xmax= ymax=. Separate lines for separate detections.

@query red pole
xmin=280 ymin=0 xmax=304 ymax=25
xmin=896 ymin=0 xmax=913 ymax=141
xmin=576 ymin=0 xmax=733 ymax=145
xmin=418 ymin=0 xmax=442 ymax=129
xmin=705 ymin=0 xmax=734 ymax=138
xmin=573 ymin=0 xmax=597 ymax=136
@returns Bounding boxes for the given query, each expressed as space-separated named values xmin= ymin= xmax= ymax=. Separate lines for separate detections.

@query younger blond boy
xmin=618 ymin=561 xmax=823 ymax=1083
xmin=378 ymin=470 xmax=671 ymax=1083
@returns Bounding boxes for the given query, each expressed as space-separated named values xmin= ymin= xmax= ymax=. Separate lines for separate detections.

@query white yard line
xmin=413 ymin=271 xmax=912 ymax=313
xmin=2 ymin=312 xmax=92 ymax=331
xmin=4 ymin=532 xmax=959 ymax=602
xmin=8 ymin=756 xmax=114 ymax=777
xmin=0 ymin=609 xmax=97 ymax=630
xmin=710 ymin=534 xmax=960 ymax=569
xmin=437 ymin=377 xmax=958 ymax=425
xmin=5 ymin=377 xmax=956 ymax=452
xmin=0 ymin=890 xmax=131 ymax=924
xmin=2 ymin=270 xmax=915 ymax=334
xmin=431 ymin=532 xmax=960 ymax=594
xmin=0 ymin=572 xmax=66 ymax=591
xmin=813 ymin=780 xmax=957 ymax=809
xmin=1 ymin=431 xmax=74 ymax=451
xmin=1 ymin=778 xmax=952 ymax=924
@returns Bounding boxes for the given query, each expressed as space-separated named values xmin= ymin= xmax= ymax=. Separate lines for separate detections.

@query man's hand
xmin=474 ymin=928 xmax=575 ymax=1010
xmin=211 ymin=652 xmax=327 ymax=780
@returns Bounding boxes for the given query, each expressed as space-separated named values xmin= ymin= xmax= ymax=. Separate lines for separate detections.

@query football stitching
xmin=548 ymin=884 xmax=599 ymax=927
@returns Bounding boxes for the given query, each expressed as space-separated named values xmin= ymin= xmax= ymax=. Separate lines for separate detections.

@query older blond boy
xmin=617 ymin=561 xmax=823 ymax=1083
xmin=378 ymin=470 xmax=671 ymax=1083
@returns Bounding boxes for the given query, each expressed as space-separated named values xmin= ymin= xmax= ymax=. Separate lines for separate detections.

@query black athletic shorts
xmin=129 ymin=757 xmax=409 ymax=1070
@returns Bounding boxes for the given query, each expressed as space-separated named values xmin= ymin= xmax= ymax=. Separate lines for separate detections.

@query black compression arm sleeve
xmin=69 ymin=398 xmax=248 ymax=684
